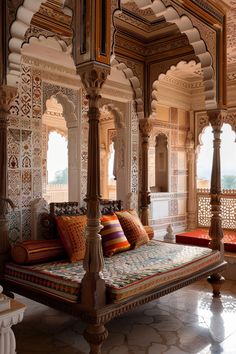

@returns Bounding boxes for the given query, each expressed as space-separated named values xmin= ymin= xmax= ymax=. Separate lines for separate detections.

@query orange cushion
xmin=144 ymin=225 xmax=154 ymax=240
xmin=56 ymin=215 xmax=87 ymax=262
xmin=11 ymin=239 xmax=65 ymax=265
xmin=116 ymin=210 xmax=149 ymax=248
xmin=100 ymin=214 xmax=131 ymax=257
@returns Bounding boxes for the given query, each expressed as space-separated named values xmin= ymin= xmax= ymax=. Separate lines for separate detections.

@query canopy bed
xmin=0 ymin=1 xmax=228 ymax=354
xmin=1 ymin=198 xmax=227 ymax=354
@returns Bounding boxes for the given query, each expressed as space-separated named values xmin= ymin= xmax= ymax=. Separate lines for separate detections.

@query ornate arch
xmin=7 ymin=0 xmax=71 ymax=86
xmin=100 ymin=103 xmax=139 ymax=209
xmin=111 ymin=58 xmax=144 ymax=120
xmin=119 ymin=0 xmax=216 ymax=109
xmin=53 ymin=92 xmax=76 ymax=125
xmin=151 ymin=60 xmax=205 ymax=113
xmin=195 ymin=110 xmax=236 ymax=151
xmin=42 ymin=90 xmax=82 ymax=203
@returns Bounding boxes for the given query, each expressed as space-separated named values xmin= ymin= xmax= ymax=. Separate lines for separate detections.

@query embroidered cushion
xmin=100 ymin=214 xmax=131 ymax=257
xmin=56 ymin=215 xmax=87 ymax=262
xmin=116 ymin=210 xmax=149 ymax=248
xmin=11 ymin=239 xmax=65 ymax=265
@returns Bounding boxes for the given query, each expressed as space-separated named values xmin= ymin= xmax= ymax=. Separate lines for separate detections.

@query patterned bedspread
xmin=4 ymin=240 xmax=221 ymax=303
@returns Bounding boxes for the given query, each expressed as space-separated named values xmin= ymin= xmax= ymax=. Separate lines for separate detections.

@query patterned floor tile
xmin=12 ymin=280 xmax=236 ymax=354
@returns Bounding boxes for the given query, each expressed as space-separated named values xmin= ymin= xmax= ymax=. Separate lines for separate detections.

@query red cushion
xmin=11 ymin=239 xmax=65 ymax=265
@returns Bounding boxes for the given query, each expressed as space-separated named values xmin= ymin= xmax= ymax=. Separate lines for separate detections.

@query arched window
xmin=155 ymin=134 xmax=169 ymax=192
xmin=197 ymin=124 xmax=236 ymax=189
xmin=44 ymin=131 xmax=68 ymax=202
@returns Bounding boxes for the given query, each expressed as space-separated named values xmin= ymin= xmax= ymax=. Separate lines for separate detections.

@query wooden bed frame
xmin=2 ymin=200 xmax=227 ymax=354
xmin=0 ymin=2 xmax=228 ymax=354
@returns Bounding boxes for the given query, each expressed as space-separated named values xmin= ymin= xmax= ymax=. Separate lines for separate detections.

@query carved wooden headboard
xmin=38 ymin=199 xmax=123 ymax=240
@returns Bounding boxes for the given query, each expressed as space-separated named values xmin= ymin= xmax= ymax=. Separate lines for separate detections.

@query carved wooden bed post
xmin=139 ymin=118 xmax=153 ymax=226
xmin=73 ymin=1 xmax=116 ymax=352
xmin=207 ymin=109 xmax=227 ymax=297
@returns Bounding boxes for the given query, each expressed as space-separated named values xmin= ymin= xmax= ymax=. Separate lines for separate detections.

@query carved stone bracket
xmin=207 ymin=109 xmax=227 ymax=252
xmin=139 ymin=118 xmax=154 ymax=225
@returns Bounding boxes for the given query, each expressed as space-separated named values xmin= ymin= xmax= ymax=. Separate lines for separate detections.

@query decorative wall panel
xmin=197 ymin=189 xmax=236 ymax=229
xmin=7 ymin=63 xmax=43 ymax=242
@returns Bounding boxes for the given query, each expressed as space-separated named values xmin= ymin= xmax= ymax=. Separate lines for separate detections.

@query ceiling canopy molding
xmin=120 ymin=0 xmax=216 ymax=109
xmin=111 ymin=57 xmax=144 ymax=119
xmin=7 ymin=0 xmax=72 ymax=87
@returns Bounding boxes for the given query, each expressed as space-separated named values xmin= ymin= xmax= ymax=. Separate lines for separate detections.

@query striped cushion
xmin=116 ymin=210 xmax=149 ymax=248
xmin=11 ymin=239 xmax=65 ymax=265
xmin=100 ymin=214 xmax=131 ymax=256
xmin=56 ymin=215 xmax=87 ymax=262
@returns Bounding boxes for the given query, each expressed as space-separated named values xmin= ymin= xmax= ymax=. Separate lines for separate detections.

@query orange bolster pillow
xmin=11 ymin=239 xmax=66 ymax=265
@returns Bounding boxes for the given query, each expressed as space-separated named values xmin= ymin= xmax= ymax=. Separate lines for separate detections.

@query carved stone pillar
xmin=0 ymin=85 xmax=16 ymax=274
xmin=139 ymin=118 xmax=154 ymax=226
xmin=186 ymin=131 xmax=197 ymax=230
xmin=77 ymin=64 xmax=110 ymax=310
xmin=207 ymin=109 xmax=227 ymax=252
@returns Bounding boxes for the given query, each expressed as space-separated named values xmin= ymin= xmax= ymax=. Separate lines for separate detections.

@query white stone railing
xmin=197 ymin=188 xmax=236 ymax=229
xmin=44 ymin=184 xmax=68 ymax=203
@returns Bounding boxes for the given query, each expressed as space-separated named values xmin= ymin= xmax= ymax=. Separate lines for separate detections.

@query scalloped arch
xmin=151 ymin=60 xmax=205 ymax=112
xmin=124 ymin=0 xmax=216 ymax=109
xmin=111 ymin=58 xmax=144 ymax=119
xmin=7 ymin=0 xmax=68 ymax=86
xmin=52 ymin=92 xmax=76 ymax=124
xmin=102 ymin=104 xmax=125 ymax=129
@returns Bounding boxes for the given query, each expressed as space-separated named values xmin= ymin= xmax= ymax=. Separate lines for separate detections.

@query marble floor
xmin=14 ymin=280 xmax=236 ymax=354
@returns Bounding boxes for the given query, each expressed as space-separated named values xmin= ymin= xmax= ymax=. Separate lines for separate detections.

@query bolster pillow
xmin=11 ymin=239 xmax=66 ymax=265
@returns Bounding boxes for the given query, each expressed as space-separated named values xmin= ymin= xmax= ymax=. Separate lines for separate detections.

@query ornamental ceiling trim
xmin=21 ymin=55 xmax=75 ymax=77
xmin=190 ymin=0 xmax=224 ymax=22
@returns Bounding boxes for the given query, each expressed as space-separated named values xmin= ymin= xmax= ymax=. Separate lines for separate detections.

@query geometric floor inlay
xmin=13 ymin=280 xmax=236 ymax=354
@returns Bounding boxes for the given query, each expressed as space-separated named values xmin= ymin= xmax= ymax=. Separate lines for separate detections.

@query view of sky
xmin=47 ymin=131 xmax=68 ymax=182
xmin=47 ymin=125 xmax=236 ymax=184
xmin=197 ymin=123 xmax=236 ymax=180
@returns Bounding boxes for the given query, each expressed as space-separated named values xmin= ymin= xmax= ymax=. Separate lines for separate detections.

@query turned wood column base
xmin=84 ymin=323 xmax=108 ymax=354
xmin=207 ymin=274 xmax=225 ymax=298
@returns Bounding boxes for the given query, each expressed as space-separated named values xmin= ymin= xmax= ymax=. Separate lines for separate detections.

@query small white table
xmin=0 ymin=299 xmax=26 ymax=354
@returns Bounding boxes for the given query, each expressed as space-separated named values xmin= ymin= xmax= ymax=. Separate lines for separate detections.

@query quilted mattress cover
xmin=4 ymin=240 xmax=221 ymax=303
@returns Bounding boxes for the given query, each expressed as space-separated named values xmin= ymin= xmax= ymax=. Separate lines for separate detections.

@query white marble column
xmin=0 ymin=295 xmax=26 ymax=354
xmin=186 ymin=130 xmax=197 ymax=230
xmin=207 ymin=109 xmax=227 ymax=252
